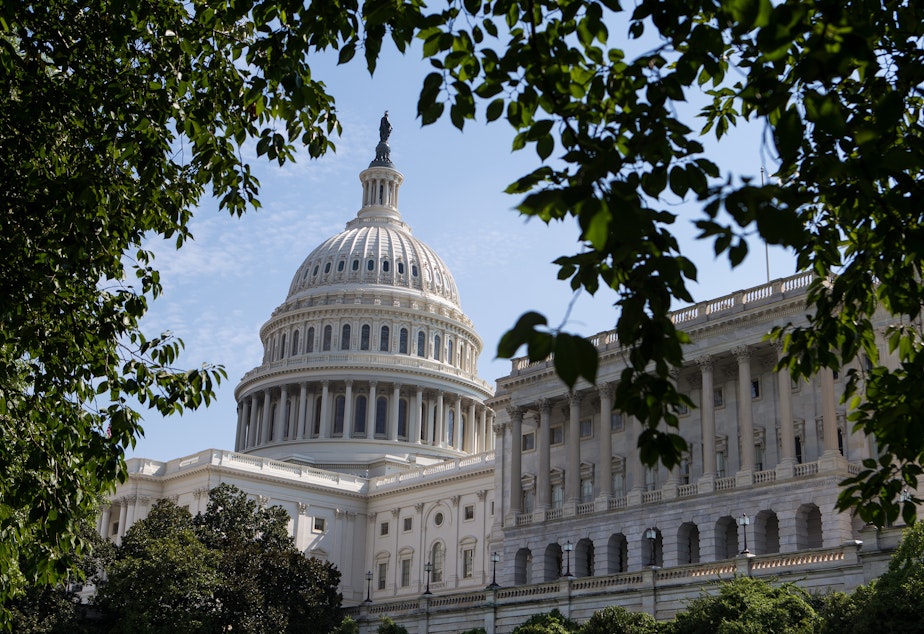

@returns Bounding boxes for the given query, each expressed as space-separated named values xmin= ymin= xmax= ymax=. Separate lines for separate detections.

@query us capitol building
xmin=102 ymin=118 xmax=916 ymax=633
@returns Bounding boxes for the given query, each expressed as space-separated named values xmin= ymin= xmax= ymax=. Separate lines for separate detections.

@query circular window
xmin=434 ymin=512 xmax=444 ymax=526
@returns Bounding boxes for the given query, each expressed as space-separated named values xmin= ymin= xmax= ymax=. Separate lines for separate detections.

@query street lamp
xmin=644 ymin=528 xmax=658 ymax=567
xmin=423 ymin=561 xmax=433 ymax=595
xmin=738 ymin=513 xmax=751 ymax=554
xmin=364 ymin=570 xmax=373 ymax=603
xmin=562 ymin=540 xmax=574 ymax=577
xmin=487 ymin=552 xmax=500 ymax=589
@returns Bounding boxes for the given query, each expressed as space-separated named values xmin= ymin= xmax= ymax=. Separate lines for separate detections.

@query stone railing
xmin=367 ymin=451 xmax=495 ymax=494
xmin=754 ymin=469 xmax=777 ymax=484
xmin=795 ymin=462 xmax=819 ymax=477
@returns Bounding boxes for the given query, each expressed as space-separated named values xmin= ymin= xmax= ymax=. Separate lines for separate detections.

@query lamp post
xmin=423 ymin=561 xmax=433 ymax=595
xmin=487 ymin=552 xmax=500 ymax=589
xmin=644 ymin=528 xmax=658 ymax=567
xmin=738 ymin=513 xmax=751 ymax=554
xmin=562 ymin=540 xmax=574 ymax=577
xmin=364 ymin=570 xmax=373 ymax=603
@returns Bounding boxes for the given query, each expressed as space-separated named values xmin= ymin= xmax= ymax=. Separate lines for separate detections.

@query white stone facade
xmin=102 ymin=126 xmax=918 ymax=632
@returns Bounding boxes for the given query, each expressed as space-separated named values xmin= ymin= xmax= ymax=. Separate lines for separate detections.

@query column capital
xmin=536 ymin=398 xmax=552 ymax=413
xmin=506 ymin=406 xmax=524 ymax=421
xmin=344 ymin=379 xmax=353 ymax=388
xmin=597 ymin=383 xmax=613 ymax=399
xmin=298 ymin=502 xmax=309 ymax=515
xmin=696 ymin=355 xmax=714 ymax=371
xmin=669 ymin=366 xmax=682 ymax=380
xmin=492 ymin=420 xmax=508 ymax=434
xmin=568 ymin=392 xmax=583 ymax=406
xmin=732 ymin=345 xmax=751 ymax=361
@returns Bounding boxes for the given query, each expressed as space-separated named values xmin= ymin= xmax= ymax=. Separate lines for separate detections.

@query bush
xmin=377 ymin=616 xmax=409 ymax=634
xmin=334 ymin=616 xmax=360 ymax=634
xmin=513 ymin=609 xmax=580 ymax=634
xmin=580 ymin=605 xmax=660 ymax=634
xmin=666 ymin=577 xmax=819 ymax=634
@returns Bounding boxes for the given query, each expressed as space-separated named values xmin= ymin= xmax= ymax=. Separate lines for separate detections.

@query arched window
xmin=431 ymin=542 xmax=445 ymax=583
xmin=575 ymin=538 xmax=594 ymax=577
xmin=341 ymin=324 xmax=351 ymax=350
xmin=544 ymin=543 xmax=563 ymax=581
xmin=322 ymin=325 xmax=332 ymax=351
xmin=399 ymin=328 xmax=409 ymax=354
xmin=380 ymin=326 xmax=390 ymax=352
xmin=411 ymin=264 xmax=418 ymax=277
xmin=447 ymin=339 xmax=454 ymax=365
xmin=446 ymin=410 xmax=454 ymax=447
xmin=398 ymin=399 xmax=408 ymax=439
xmin=333 ymin=395 xmax=345 ymax=436
xmin=324 ymin=262 xmax=331 ymax=273
xmin=291 ymin=330 xmax=300 ymax=356
xmin=360 ymin=324 xmax=371 ymax=350
xmin=796 ymin=504 xmax=823 ymax=549
xmin=306 ymin=327 xmax=315 ymax=353
xmin=417 ymin=331 xmax=426 ymax=357
xmin=352 ymin=259 xmax=359 ymax=271
xmin=337 ymin=260 xmax=345 ymax=272
xmin=354 ymin=395 xmax=367 ymax=436
xmin=433 ymin=335 xmax=441 ymax=361
xmin=367 ymin=259 xmax=375 ymax=271
xmin=397 ymin=262 xmax=405 ymax=275
xmin=677 ymin=523 xmax=700 ymax=564
xmin=383 ymin=260 xmax=390 ymax=272
xmin=714 ymin=516 xmax=738 ymax=559
xmin=607 ymin=534 xmax=628 ymax=573
xmin=514 ymin=548 xmax=532 ymax=585
xmin=279 ymin=333 xmax=286 ymax=359
xmin=375 ymin=396 xmax=388 ymax=436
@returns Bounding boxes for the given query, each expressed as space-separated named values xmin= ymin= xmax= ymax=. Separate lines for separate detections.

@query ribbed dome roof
xmin=286 ymin=214 xmax=460 ymax=307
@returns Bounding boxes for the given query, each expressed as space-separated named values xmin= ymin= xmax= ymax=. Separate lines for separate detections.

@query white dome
xmin=233 ymin=117 xmax=493 ymax=474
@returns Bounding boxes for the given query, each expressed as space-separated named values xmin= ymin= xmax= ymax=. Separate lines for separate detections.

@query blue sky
xmin=128 ymin=40 xmax=794 ymax=462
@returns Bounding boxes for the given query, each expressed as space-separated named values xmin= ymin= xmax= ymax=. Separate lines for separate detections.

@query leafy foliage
xmin=513 ymin=609 xmax=581 ymax=634
xmin=580 ymin=605 xmax=661 ymax=634
xmin=376 ymin=616 xmax=410 ymax=634
xmin=96 ymin=485 xmax=342 ymax=634
xmin=665 ymin=576 xmax=820 ymax=634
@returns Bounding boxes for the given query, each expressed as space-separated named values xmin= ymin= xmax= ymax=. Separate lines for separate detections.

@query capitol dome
xmin=232 ymin=116 xmax=494 ymax=474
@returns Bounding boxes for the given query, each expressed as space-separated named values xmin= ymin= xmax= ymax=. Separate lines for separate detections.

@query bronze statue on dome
xmin=379 ymin=111 xmax=392 ymax=143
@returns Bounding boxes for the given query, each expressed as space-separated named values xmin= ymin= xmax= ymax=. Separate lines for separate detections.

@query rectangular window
xmin=552 ymin=484 xmax=564 ymax=509
xmin=581 ymin=478 xmax=594 ymax=502
xmin=313 ymin=517 xmax=326 ymax=533
xmin=401 ymin=559 xmax=411 ymax=587
xmin=403 ymin=517 xmax=412 ymax=532
xmin=611 ymin=412 xmax=624 ymax=432
xmin=612 ymin=472 xmax=625 ymax=497
xmin=522 ymin=432 xmax=535 ymax=451
xmin=380 ymin=521 xmax=389 ymax=537
xmin=717 ymin=450 xmax=727 ymax=478
xmin=490 ymin=501 xmax=494 ymax=516
xmin=464 ymin=505 xmax=475 ymax=521
xmin=378 ymin=562 xmax=387 ymax=590
xmin=551 ymin=426 xmax=564 ymax=444
xmin=755 ymin=444 xmax=765 ymax=471
xmin=463 ymin=548 xmax=474 ymax=578
xmin=713 ymin=387 xmax=725 ymax=407
xmin=751 ymin=379 xmax=761 ymax=399
xmin=580 ymin=419 xmax=593 ymax=438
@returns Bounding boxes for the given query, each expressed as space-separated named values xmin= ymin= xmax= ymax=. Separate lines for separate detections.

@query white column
xmin=390 ymin=384 xmax=400 ymax=441
xmin=234 ymin=403 xmax=245 ymax=451
xmin=248 ymin=394 xmax=259 ymax=447
xmin=628 ymin=415 xmax=644 ymax=492
xmin=466 ymin=401 xmax=476 ymax=453
xmin=413 ymin=388 xmax=424 ymax=444
xmin=776 ymin=344 xmax=796 ymax=467
xmin=436 ymin=392 xmax=445 ymax=445
xmin=237 ymin=399 xmax=250 ymax=451
xmin=117 ymin=501 xmax=129 ymax=542
xmin=567 ymin=393 xmax=582 ymax=504
xmin=344 ymin=380 xmax=354 ymax=438
xmin=297 ymin=382 xmax=308 ymax=439
xmin=275 ymin=385 xmax=288 ymax=442
xmin=698 ymin=357 xmax=716 ymax=478
xmin=508 ymin=408 xmax=523 ymax=515
xmin=537 ymin=400 xmax=551 ymax=509
xmin=319 ymin=381 xmax=331 ymax=438
xmin=821 ymin=367 xmax=839 ymax=454
xmin=367 ymin=381 xmax=377 ymax=440
xmin=598 ymin=385 xmax=614 ymax=498
xmin=454 ymin=395 xmax=463 ymax=448
xmin=99 ymin=505 xmax=111 ymax=539
xmin=260 ymin=389 xmax=272 ymax=444
xmin=734 ymin=346 xmax=755 ymax=471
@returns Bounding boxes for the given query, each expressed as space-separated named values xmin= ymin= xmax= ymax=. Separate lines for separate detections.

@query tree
xmin=512 ymin=610 xmax=581 ymax=634
xmin=4 ymin=0 xmax=922 ymax=608
xmin=376 ymin=616 xmax=409 ymax=634
xmin=96 ymin=485 xmax=342 ymax=633
xmin=666 ymin=577 xmax=820 ymax=634
xmin=843 ymin=521 xmax=924 ymax=633
xmin=580 ymin=605 xmax=661 ymax=634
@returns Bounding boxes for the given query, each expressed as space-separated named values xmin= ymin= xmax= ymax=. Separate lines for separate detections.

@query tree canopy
xmin=2 ymin=0 xmax=923 ymax=611
xmin=96 ymin=484 xmax=342 ymax=634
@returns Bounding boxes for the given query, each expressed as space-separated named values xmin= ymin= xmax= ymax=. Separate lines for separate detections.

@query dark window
xmin=400 ymin=328 xmax=409 ymax=354
xmin=417 ymin=332 xmax=426 ymax=357
xmin=380 ymin=326 xmax=390 ymax=352
xmin=312 ymin=265 xmax=319 ymax=276
xmin=334 ymin=396 xmax=345 ymax=435
xmin=397 ymin=262 xmax=405 ymax=274
xmin=375 ymin=396 xmax=388 ymax=435
xmin=433 ymin=335 xmax=441 ymax=361
xmin=322 ymin=325 xmax=332 ymax=351
xmin=337 ymin=260 xmax=345 ymax=272
xmin=360 ymin=325 xmax=370 ymax=350
xmin=398 ymin=399 xmax=408 ymax=438
xmin=291 ymin=330 xmax=300 ymax=356
xmin=355 ymin=396 xmax=367 ymax=435
xmin=412 ymin=265 xmax=418 ymax=277
xmin=367 ymin=259 xmax=375 ymax=271
xmin=383 ymin=260 xmax=390 ymax=272
xmin=341 ymin=324 xmax=351 ymax=350
xmin=306 ymin=327 xmax=315 ymax=353
xmin=352 ymin=259 xmax=359 ymax=271
xmin=324 ymin=262 xmax=331 ymax=273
